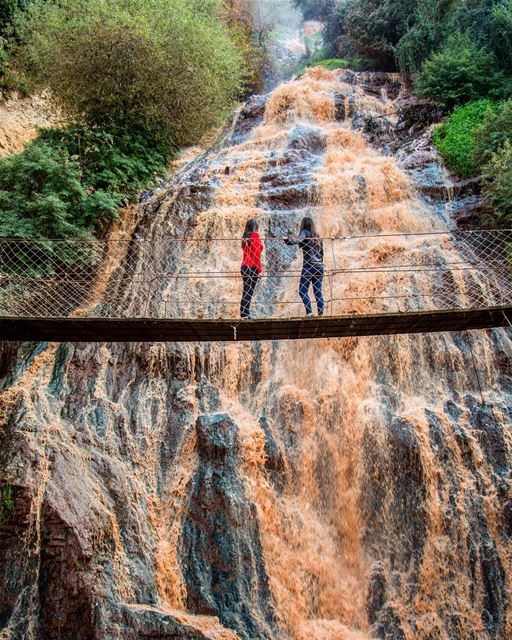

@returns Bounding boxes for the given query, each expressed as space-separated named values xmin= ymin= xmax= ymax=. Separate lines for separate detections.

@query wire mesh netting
xmin=0 ymin=229 xmax=511 ymax=320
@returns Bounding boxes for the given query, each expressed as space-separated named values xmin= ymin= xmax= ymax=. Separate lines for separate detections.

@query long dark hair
xmin=300 ymin=216 xmax=321 ymax=246
xmin=242 ymin=218 xmax=259 ymax=247
xmin=300 ymin=216 xmax=318 ymax=237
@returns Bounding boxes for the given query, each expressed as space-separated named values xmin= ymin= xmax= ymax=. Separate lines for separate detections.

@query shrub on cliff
xmin=0 ymin=0 xmax=36 ymax=95
xmin=415 ymin=33 xmax=510 ymax=108
xmin=433 ymin=100 xmax=496 ymax=178
xmin=345 ymin=0 xmax=420 ymax=69
xmin=474 ymin=99 xmax=512 ymax=166
xmin=18 ymin=0 xmax=244 ymax=146
xmin=482 ymin=140 xmax=512 ymax=223
xmin=0 ymin=124 xmax=168 ymax=242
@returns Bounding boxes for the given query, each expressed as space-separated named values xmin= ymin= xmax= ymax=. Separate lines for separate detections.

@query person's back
xmin=240 ymin=219 xmax=263 ymax=319
xmin=285 ymin=217 xmax=325 ymax=317
xmin=242 ymin=231 xmax=263 ymax=273
xmin=297 ymin=229 xmax=324 ymax=273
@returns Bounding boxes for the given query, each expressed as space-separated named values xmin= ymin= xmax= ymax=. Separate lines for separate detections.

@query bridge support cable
xmin=0 ymin=229 xmax=510 ymax=341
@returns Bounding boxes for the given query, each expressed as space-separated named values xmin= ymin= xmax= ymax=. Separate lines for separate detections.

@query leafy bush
xmin=296 ymin=57 xmax=348 ymax=75
xmin=474 ymin=99 xmax=512 ymax=165
xmin=482 ymin=140 xmax=512 ymax=223
xmin=433 ymin=100 xmax=496 ymax=177
xmin=456 ymin=0 xmax=512 ymax=75
xmin=18 ymin=0 xmax=244 ymax=146
xmin=415 ymin=33 xmax=510 ymax=108
xmin=345 ymin=0 xmax=420 ymax=69
xmin=395 ymin=0 xmax=446 ymax=73
xmin=0 ymin=124 xmax=169 ymax=242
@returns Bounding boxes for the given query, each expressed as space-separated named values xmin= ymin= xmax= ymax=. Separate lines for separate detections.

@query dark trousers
xmin=240 ymin=266 xmax=259 ymax=318
xmin=299 ymin=269 xmax=324 ymax=316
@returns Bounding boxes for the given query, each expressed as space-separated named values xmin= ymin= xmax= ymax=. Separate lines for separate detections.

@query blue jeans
xmin=299 ymin=269 xmax=324 ymax=316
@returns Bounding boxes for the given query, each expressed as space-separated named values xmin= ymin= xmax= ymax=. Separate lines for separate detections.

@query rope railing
xmin=0 ymin=229 xmax=510 ymax=321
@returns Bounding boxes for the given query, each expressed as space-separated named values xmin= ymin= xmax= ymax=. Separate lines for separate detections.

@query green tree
xmin=433 ymin=100 xmax=496 ymax=177
xmin=474 ymin=99 xmax=512 ymax=165
xmin=0 ymin=141 xmax=100 ymax=240
xmin=395 ymin=0 xmax=447 ymax=73
xmin=0 ymin=124 xmax=168 ymax=244
xmin=482 ymin=140 xmax=512 ymax=222
xmin=345 ymin=0 xmax=419 ymax=69
xmin=415 ymin=32 xmax=510 ymax=108
xmin=18 ymin=0 xmax=244 ymax=146
xmin=455 ymin=0 xmax=512 ymax=75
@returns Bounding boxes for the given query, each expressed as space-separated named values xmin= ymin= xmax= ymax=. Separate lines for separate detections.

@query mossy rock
xmin=0 ymin=484 xmax=15 ymax=524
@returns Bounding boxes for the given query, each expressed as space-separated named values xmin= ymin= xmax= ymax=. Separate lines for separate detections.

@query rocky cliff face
xmin=0 ymin=93 xmax=60 ymax=157
xmin=0 ymin=69 xmax=511 ymax=640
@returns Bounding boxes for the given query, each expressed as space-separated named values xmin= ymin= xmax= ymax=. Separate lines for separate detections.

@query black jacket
xmin=286 ymin=230 xmax=324 ymax=273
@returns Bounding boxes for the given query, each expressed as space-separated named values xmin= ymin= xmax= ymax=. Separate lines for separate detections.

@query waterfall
xmin=0 ymin=68 xmax=510 ymax=640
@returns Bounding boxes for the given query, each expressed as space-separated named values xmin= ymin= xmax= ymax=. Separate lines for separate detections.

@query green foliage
xmin=296 ymin=57 xmax=347 ymax=75
xmin=337 ymin=0 xmax=512 ymax=82
xmin=482 ymin=140 xmax=512 ymax=222
xmin=345 ymin=0 xmax=420 ymax=69
xmin=0 ymin=0 xmax=32 ymax=38
xmin=455 ymin=0 xmax=512 ymax=75
xmin=18 ymin=0 xmax=244 ymax=146
xmin=0 ymin=0 xmax=34 ymax=94
xmin=433 ymin=100 xmax=496 ymax=177
xmin=415 ymin=33 xmax=510 ymax=108
xmin=296 ymin=55 xmax=374 ymax=76
xmin=0 ymin=124 xmax=169 ymax=249
xmin=395 ymin=0 xmax=446 ymax=73
xmin=0 ymin=485 xmax=14 ymax=524
xmin=474 ymin=99 xmax=512 ymax=165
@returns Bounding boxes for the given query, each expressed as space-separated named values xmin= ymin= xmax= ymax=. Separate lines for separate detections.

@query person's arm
xmin=284 ymin=230 xmax=308 ymax=246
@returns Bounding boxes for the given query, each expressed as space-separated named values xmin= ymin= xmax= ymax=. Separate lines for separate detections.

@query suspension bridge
xmin=0 ymin=229 xmax=510 ymax=342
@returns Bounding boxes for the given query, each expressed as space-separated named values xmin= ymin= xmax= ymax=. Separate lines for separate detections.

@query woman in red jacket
xmin=240 ymin=218 xmax=263 ymax=319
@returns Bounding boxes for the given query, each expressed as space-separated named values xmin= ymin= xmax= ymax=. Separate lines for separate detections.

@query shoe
xmin=306 ymin=313 xmax=313 ymax=317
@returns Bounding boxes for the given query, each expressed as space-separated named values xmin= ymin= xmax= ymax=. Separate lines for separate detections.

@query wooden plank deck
xmin=0 ymin=306 xmax=510 ymax=343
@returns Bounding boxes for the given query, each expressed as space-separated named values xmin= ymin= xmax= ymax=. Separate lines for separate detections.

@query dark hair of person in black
xmin=242 ymin=218 xmax=259 ymax=247
xmin=300 ymin=216 xmax=320 ymax=244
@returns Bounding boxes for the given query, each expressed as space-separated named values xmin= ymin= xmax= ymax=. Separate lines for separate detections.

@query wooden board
xmin=0 ymin=306 xmax=511 ymax=343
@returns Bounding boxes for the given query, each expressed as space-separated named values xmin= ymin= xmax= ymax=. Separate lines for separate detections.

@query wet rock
xmin=395 ymin=97 xmax=444 ymax=133
xmin=367 ymin=563 xmax=387 ymax=625
xmin=230 ymin=94 xmax=268 ymax=144
xmin=372 ymin=606 xmax=406 ymax=640
xmin=181 ymin=414 xmax=276 ymax=640
xmin=258 ymin=125 xmax=325 ymax=209
xmin=259 ymin=416 xmax=286 ymax=489
xmin=467 ymin=401 xmax=508 ymax=476
xmin=342 ymin=71 xmax=403 ymax=101
xmin=114 ymin=604 xmax=211 ymax=639
xmin=362 ymin=418 xmax=427 ymax=570
xmin=0 ymin=342 xmax=21 ymax=385
xmin=448 ymin=195 xmax=486 ymax=226
xmin=407 ymin=164 xmax=453 ymax=202
xmin=334 ymin=92 xmax=355 ymax=121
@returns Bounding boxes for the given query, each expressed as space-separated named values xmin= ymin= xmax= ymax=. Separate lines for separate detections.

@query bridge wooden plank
xmin=0 ymin=306 xmax=510 ymax=343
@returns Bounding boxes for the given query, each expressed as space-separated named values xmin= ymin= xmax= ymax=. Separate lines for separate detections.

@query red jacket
xmin=241 ymin=232 xmax=263 ymax=274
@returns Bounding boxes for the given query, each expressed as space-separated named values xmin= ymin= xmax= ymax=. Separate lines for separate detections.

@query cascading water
xmin=0 ymin=68 xmax=511 ymax=640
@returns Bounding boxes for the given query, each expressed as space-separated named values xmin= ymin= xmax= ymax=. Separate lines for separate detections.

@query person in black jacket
xmin=285 ymin=216 xmax=325 ymax=317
